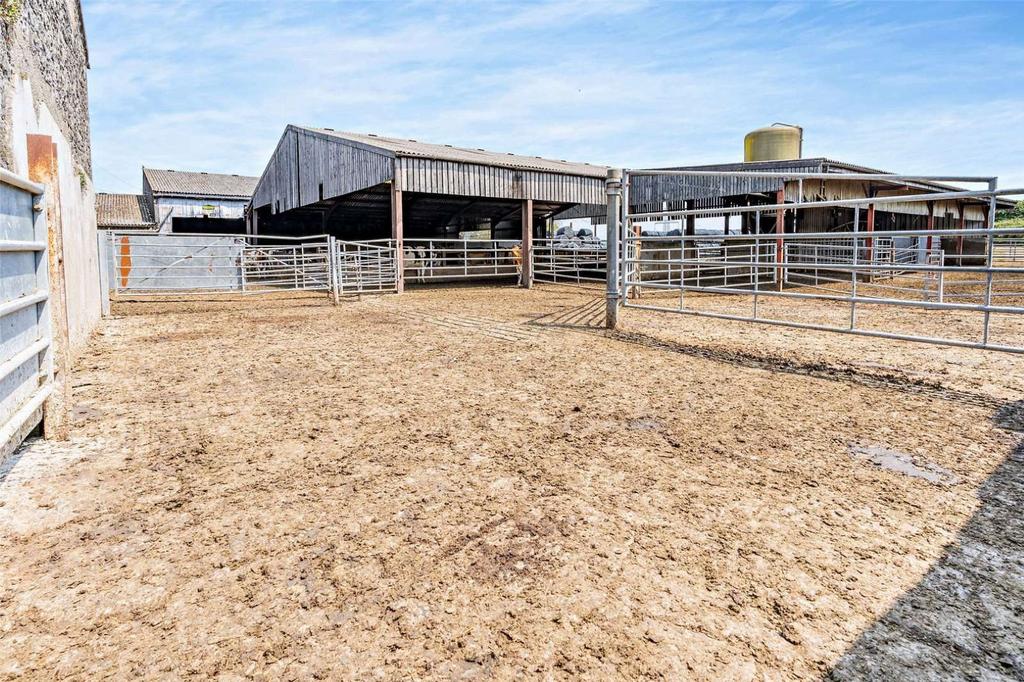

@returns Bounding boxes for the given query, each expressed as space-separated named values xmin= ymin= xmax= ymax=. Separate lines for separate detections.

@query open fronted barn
xmin=628 ymin=157 xmax=1013 ymax=263
xmin=248 ymin=125 xmax=607 ymax=289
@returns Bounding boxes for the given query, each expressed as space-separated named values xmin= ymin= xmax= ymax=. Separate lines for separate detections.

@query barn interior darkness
xmin=254 ymin=182 xmax=576 ymax=240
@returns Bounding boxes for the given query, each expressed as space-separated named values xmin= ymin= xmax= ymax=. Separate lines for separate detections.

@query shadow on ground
xmin=530 ymin=298 xmax=1001 ymax=409
xmin=829 ymin=401 xmax=1024 ymax=680
xmin=527 ymin=296 xmax=606 ymax=330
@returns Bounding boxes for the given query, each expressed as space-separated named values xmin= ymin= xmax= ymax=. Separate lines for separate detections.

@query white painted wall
xmin=8 ymin=77 xmax=101 ymax=357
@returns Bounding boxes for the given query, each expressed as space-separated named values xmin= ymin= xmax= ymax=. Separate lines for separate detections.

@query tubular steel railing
xmin=401 ymin=239 xmax=521 ymax=283
xmin=531 ymin=238 xmax=607 ymax=285
xmin=241 ymin=243 xmax=330 ymax=293
xmin=611 ymin=170 xmax=1024 ymax=353
xmin=330 ymin=239 xmax=398 ymax=297
xmin=0 ymin=170 xmax=52 ymax=460
xmin=107 ymin=231 xmax=332 ymax=296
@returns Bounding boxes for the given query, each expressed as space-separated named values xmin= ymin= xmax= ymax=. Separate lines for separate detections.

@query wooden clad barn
xmin=248 ymin=125 xmax=607 ymax=241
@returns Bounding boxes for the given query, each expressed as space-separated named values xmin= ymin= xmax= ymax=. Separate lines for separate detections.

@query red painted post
xmin=27 ymin=135 xmax=71 ymax=440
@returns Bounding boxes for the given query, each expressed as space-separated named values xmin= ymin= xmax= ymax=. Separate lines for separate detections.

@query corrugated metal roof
xmin=95 ymin=193 xmax=155 ymax=228
xmin=143 ymin=168 xmax=259 ymax=198
xmin=300 ymin=127 xmax=608 ymax=178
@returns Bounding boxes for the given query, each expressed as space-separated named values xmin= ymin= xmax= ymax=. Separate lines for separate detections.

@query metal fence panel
xmin=0 ymin=171 xmax=51 ymax=460
xmin=332 ymin=239 xmax=398 ymax=295
xmin=402 ymin=239 xmax=521 ymax=283
xmin=106 ymin=232 xmax=331 ymax=297
xmin=532 ymin=239 xmax=606 ymax=285
xmin=615 ymin=170 xmax=1024 ymax=354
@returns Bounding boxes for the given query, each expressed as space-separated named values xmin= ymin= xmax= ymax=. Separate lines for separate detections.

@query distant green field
xmin=997 ymin=201 xmax=1024 ymax=228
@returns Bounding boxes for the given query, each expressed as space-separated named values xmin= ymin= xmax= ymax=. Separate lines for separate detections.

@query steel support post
xmin=605 ymin=169 xmax=622 ymax=329
xmin=983 ymin=179 xmax=997 ymax=344
xmin=521 ymin=198 xmax=533 ymax=288
xmin=775 ymin=189 xmax=785 ymax=291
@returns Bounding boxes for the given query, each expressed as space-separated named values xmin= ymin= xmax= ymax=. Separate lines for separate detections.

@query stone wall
xmin=0 ymin=0 xmax=101 ymax=357
xmin=0 ymin=0 xmax=91 ymax=176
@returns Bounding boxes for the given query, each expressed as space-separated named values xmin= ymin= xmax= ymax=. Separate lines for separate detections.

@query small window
xmin=318 ymin=183 xmax=324 ymax=201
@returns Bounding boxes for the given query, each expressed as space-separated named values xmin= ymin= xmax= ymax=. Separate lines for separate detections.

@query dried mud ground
xmin=1 ymin=285 xmax=1022 ymax=680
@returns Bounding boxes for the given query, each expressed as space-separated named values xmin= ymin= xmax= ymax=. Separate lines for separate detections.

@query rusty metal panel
xmin=26 ymin=135 xmax=69 ymax=440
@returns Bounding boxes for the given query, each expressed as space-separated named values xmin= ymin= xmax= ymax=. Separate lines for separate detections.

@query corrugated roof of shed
xmin=143 ymin=168 xmax=259 ymax=198
xmin=300 ymin=127 xmax=608 ymax=178
xmin=95 ymin=193 xmax=155 ymax=228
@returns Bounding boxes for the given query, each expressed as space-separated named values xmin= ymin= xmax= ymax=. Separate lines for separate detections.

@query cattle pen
xmin=2 ymin=164 xmax=1024 ymax=679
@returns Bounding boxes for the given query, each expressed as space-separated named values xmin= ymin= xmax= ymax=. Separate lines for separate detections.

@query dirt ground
xmin=1 ymin=285 xmax=1022 ymax=680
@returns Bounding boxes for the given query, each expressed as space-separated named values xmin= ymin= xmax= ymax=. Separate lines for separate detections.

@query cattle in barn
xmin=510 ymin=244 xmax=523 ymax=273
xmin=403 ymin=246 xmax=425 ymax=281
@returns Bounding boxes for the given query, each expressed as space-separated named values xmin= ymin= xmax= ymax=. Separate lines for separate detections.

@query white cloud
xmin=83 ymin=0 xmax=1024 ymax=194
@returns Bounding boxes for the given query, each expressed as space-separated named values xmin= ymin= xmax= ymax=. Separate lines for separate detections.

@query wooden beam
xmin=521 ymin=198 xmax=533 ymax=288
xmin=391 ymin=181 xmax=404 ymax=293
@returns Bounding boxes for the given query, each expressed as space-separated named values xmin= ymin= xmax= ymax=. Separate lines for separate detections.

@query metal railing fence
xmin=0 ymin=169 xmax=52 ymax=460
xmin=401 ymin=239 xmax=521 ymax=283
xmin=330 ymin=239 xmax=398 ymax=297
xmin=241 ymin=243 xmax=330 ymax=293
xmin=995 ymin=239 xmax=1024 ymax=263
xmin=531 ymin=238 xmax=606 ymax=285
xmin=106 ymin=231 xmax=331 ymax=296
xmin=612 ymin=169 xmax=1024 ymax=353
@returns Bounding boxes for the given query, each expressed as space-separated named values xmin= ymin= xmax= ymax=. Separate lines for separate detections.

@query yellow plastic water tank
xmin=744 ymin=124 xmax=802 ymax=162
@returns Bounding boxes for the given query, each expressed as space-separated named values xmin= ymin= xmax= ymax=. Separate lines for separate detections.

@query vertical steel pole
xmin=775 ymin=189 xmax=786 ymax=291
xmin=605 ymin=169 xmax=622 ymax=329
xmin=621 ymin=175 xmax=631 ymax=299
xmin=982 ymin=179 xmax=997 ymax=346
xmin=851 ymin=205 xmax=860 ymax=329
xmin=753 ymin=211 xmax=761 ymax=319
xmin=521 ymin=198 xmax=533 ymax=287
xmin=329 ymin=236 xmax=340 ymax=304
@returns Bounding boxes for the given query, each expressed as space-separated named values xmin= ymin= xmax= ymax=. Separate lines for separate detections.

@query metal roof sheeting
xmin=630 ymin=157 xmax=1010 ymax=212
xmin=301 ymin=127 xmax=608 ymax=178
xmin=143 ymin=168 xmax=259 ymax=198
xmin=95 ymin=193 xmax=155 ymax=228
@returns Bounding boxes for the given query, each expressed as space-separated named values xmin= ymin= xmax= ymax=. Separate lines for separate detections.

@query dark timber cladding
xmin=248 ymin=125 xmax=607 ymax=240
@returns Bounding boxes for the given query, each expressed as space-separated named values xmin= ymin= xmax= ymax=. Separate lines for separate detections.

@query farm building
xmin=0 ymin=0 xmax=103 ymax=356
xmin=95 ymin=192 xmax=156 ymax=230
xmin=97 ymin=167 xmax=258 ymax=233
xmin=248 ymin=125 xmax=607 ymax=288
xmin=629 ymin=157 xmax=1013 ymax=264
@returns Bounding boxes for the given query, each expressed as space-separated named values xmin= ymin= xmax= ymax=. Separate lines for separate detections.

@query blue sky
xmin=83 ymin=0 xmax=1024 ymax=193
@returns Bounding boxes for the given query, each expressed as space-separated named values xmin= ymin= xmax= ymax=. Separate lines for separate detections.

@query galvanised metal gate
xmin=604 ymin=169 xmax=1024 ymax=353
xmin=106 ymin=232 xmax=332 ymax=297
xmin=402 ymin=239 xmax=521 ymax=283
xmin=241 ymin=242 xmax=330 ymax=293
xmin=0 ymin=169 xmax=53 ymax=460
xmin=531 ymin=238 xmax=606 ymax=285
xmin=329 ymin=239 xmax=398 ymax=296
